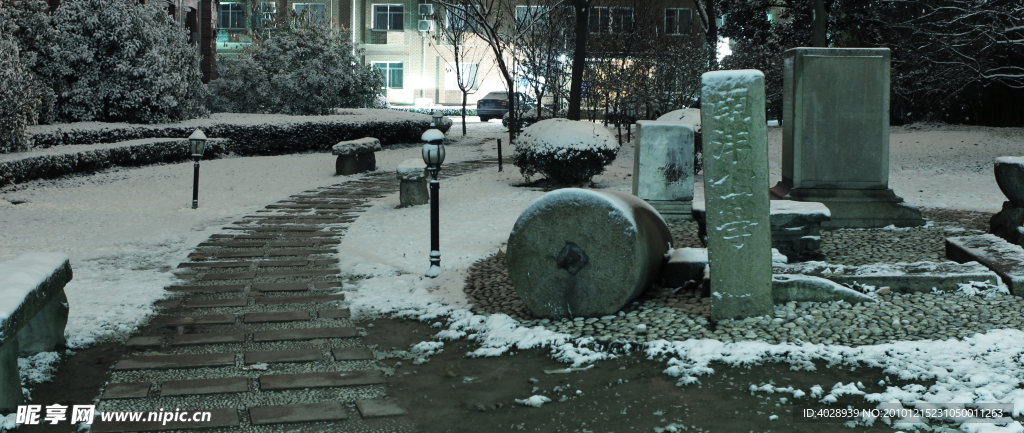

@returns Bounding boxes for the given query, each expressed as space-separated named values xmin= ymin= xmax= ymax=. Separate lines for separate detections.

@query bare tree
xmin=430 ymin=1 xmax=490 ymax=136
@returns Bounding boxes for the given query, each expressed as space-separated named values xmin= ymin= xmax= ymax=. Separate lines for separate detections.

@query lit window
xmin=445 ymin=62 xmax=479 ymax=90
xmin=665 ymin=8 xmax=692 ymax=35
xmin=373 ymin=62 xmax=404 ymax=88
xmin=373 ymin=4 xmax=405 ymax=31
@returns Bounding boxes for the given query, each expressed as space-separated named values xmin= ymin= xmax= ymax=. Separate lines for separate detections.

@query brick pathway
xmin=90 ymin=159 xmax=498 ymax=432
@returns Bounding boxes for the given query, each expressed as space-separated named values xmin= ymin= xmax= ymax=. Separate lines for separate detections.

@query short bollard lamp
xmin=189 ymin=129 xmax=207 ymax=209
xmin=422 ymin=116 xmax=446 ymax=278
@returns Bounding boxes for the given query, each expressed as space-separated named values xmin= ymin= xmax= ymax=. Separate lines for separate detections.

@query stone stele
xmin=506 ymin=189 xmax=671 ymax=319
xmin=700 ymin=69 xmax=774 ymax=320
xmin=632 ymin=121 xmax=695 ymax=221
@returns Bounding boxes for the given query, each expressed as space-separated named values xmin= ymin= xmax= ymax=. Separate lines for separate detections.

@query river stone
xmin=701 ymin=70 xmax=774 ymax=320
xmin=506 ymin=189 xmax=671 ymax=319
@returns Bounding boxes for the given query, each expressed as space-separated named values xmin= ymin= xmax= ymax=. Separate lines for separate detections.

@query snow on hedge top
xmin=0 ymin=253 xmax=70 ymax=324
xmin=512 ymin=188 xmax=637 ymax=236
xmin=996 ymin=156 xmax=1024 ymax=166
xmin=515 ymin=119 xmax=618 ymax=154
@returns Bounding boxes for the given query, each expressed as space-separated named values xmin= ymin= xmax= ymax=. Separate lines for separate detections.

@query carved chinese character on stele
xmin=701 ymin=70 xmax=773 ymax=320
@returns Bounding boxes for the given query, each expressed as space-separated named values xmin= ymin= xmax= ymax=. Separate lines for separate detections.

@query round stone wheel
xmin=506 ymin=189 xmax=672 ymax=319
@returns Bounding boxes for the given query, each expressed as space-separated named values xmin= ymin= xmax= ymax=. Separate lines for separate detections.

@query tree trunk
xmin=567 ymin=0 xmax=591 ymax=121
xmin=706 ymin=0 xmax=718 ymax=71
xmin=461 ymin=91 xmax=468 ymax=136
xmin=813 ymin=0 xmax=827 ymax=47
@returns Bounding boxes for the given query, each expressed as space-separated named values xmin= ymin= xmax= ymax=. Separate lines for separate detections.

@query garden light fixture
xmin=422 ymin=115 xmax=446 ymax=278
xmin=189 ymin=129 xmax=207 ymax=209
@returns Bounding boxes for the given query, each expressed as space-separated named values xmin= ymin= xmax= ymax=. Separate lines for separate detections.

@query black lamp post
xmin=189 ymin=129 xmax=207 ymax=209
xmin=422 ymin=111 xmax=446 ymax=278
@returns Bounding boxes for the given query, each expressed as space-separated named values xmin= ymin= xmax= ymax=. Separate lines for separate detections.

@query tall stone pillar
xmin=781 ymin=47 xmax=924 ymax=229
xmin=701 ymin=70 xmax=774 ymax=320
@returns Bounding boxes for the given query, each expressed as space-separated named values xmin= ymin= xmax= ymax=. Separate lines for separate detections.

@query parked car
xmin=476 ymin=91 xmax=535 ymax=122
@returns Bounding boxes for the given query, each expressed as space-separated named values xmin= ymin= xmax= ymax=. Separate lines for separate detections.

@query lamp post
xmin=189 ymin=129 xmax=207 ymax=209
xmin=422 ymin=111 xmax=446 ymax=277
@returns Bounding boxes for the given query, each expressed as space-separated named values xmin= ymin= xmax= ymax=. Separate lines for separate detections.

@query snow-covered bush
xmin=512 ymin=119 xmax=619 ymax=185
xmin=206 ymin=21 xmax=384 ymax=115
xmin=39 ymin=0 xmax=208 ymax=124
xmin=0 ymin=36 xmax=41 ymax=153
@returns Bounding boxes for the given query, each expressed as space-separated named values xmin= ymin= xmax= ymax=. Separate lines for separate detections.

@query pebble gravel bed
xmin=465 ymin=209 xmax=1017 ymax=347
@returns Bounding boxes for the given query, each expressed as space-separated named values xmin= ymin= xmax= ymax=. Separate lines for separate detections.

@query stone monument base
xmin=990 ymin=201 xmax=1024 ymax=246
xmin=784 ymin=186 xmax=925 ymax=230
xmin=645 ymin=200 xmax=693 ymax=222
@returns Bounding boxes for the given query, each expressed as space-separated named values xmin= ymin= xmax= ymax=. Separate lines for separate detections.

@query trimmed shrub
xmin=38 ymin=0 xmax=208 ymax=124
xmin=512 ymin=119 xmax=619 ymax=185
xmin=0 ymin=36 xmax=40 ymax=153
xmin=206 ymin=21 xmax=384 ymax=115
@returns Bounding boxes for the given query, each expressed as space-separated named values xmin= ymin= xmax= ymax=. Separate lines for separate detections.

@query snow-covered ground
xmin=2 ymin=117 xmax=1024 ymax=431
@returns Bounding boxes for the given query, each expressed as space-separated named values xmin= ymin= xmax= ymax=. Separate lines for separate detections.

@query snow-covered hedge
xmin=39 ymin=0 xmax=208 ymax=124
xmin=512 ymin=119 xmax=619 ymax=185
xmin=0 ymin=36 xmax=40 ymax=154
xmin=206 ymin=22 xmax=382 ymax=115
xmin=26 ymin=111 xmax=452 ymax=153
xmin=0 ymin=138 xmax=227 ymax=186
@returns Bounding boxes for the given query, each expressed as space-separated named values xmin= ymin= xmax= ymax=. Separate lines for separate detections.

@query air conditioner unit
xmin=418 ymin=4 xmax=433 ymax=16
xmin=418 ymin=19 xmax=434 ymax=32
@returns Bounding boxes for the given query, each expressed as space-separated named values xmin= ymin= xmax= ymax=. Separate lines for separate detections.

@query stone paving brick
xmin=260 ymin=270 xmax=340 ymax=279
xmin=312 ymin=259 xmax=340 ymax=266
xmin=113 ymin=353 xmax=235 ymax=370
xmin=257 ymin=260 xmax=309 ymax=267
xmin=198 ymin=242 xmax=265 ymax=247
xmin=268 ymin=249 xmax=336 ymax=256
xmin=259 ymin=369 xmax=385 ymax=391
xmin=266 ymin=241 xmax=316 ymax=247
xmin=332 ymin=347 xmax=374 ymax=361
xmin=102 ymin=382 xmax=151 ymax=399
xmin=154 ymin=300 xmax=181 ymax=309
xmin=153 ymin=314 xmax=236 ymax=326
xmin=318 ymin=239 xmax=341 ymax=245
xmin=248 ymin=402 xmax=348 ymax=425
xmin=126 ymin=336 xmax=164 ymax=349
xmin=173 ymin=274 xmax=194 ymax=280
xmin=210 ymin=234 xmax=234 ymax=238
xmin=161 ymin=377 xmax=249 ymax=396
xmin=178 ymin=261 xmax=254 ymax=268
xmin=317 ymin=309 xmax=351 ymax=319
xmin=171 ymin=332 xmax=245 ymax=345
xmin=252 ymin=327 xmax=356 ymax=342
xmin=165 ymin=284 xmax=244 ymax=293
xmin=255 ymin=294 xmax=345 ymax=305
xmin=245 ymin=349 xmax=322 ymax=364
xmin=355 ymin=399 xmax=407 ymax=418
xmin=312 ymin=281 xmax=343 ymax=290
xmin=90 ymin=408 xmax=239 ymax=432
xmin=185 ymin=298 xmax=248 ymax=308
xmin=266 ymin=204 xmax=314 ymax=209
xmin=235 ymin=234 xmax=280 ymax=239
xmin=244 ymin=311 xmax=311 ymax=323
xmin=277 ymin=232 xmax=337 ymax=237
xmin=200 ymin=271 xmax=257 ymax=280
xmin=251 ymin=282 xmax=309 ymax=292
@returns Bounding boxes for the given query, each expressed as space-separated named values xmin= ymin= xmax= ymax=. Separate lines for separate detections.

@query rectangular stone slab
xmin=259 ymin=370 xmax=385 ymax=391
xmin=160 ymin=377 xmax=248 ymax=396
xmin=178 ymin=261 xmax=253 ymax=268
xmin=103 ymin=382 xmax=151 ymax=399
xmin=313 ymin=282 xmax=343 ymax=290
xmin=257 ymin=260 xmax=309 ymax=267
xmin=244 ymin=311 xmax=311 ymax=323
xmin=317 ymin=309 xmax=351 ymax=319
xmin=198 ymin=242 xmax=265 ymax=247
xmin=245 ymin=349 xmax=323 ymax=365
xmin=153 ymin=314 xmax=236 ymax=326
xmin=200 ymin=272 xmax=256 ymax=280
xmin=126 ymin=336 xmax=164 ymax=349
xmin=701 ymin=70 xmax=774 ymax=320
xmin=253 ymin=327 xmax=357 ymax=342
xmin=165 ymin=285 xmax=244 ymax=293
xmin=255 ymin=294 xmax=345 ymax=305
xmin=259 ymin=270 xmax=340 ymax=279
xmin=185 ymin=298 xmax=248 ymax=308
xmin=0 ymin=253 xmax=72 ymax=348
xmin=251 ymin=283 xmax=308 ymax=292
xmin=946 ymin=234 xmax=1024 ymax=295
xmin=171 ymin=332 xmax=245 ymax=345
xmin=90 ymin=408 xmax=239 ymax=432
xmin=214 ymin=251 xmax=266 ymax=258
xmin=113 ymin=353 xmax=235 ymax=370
xmin=332 ymin=347 xmax=374 ymax=361
xmin=355 ymin=399 xmax=407 ymax=417
xmin=248 ymin=402 xmax=348 ymax=425
xmin=268 ymin=249 xmax=336 ymax=256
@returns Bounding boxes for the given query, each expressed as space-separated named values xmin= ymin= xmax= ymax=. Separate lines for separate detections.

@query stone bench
xmin=947 ymin=234 xmax=1024 ymax=295
xmin=396 ymin=159 xmax=429 ymax=208
xmin=692 ymin=200 xmax=831 ymax=261
xmin=0 ymin=253 xmax=73 ymax=412
xmin=332 ymin=137 xmax=381 ymax=176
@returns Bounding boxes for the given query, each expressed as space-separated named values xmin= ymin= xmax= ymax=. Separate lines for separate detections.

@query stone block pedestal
xmin=332 ymin=138 xmax=381 ymax=176
xmin=396 ymin=159 xmax=429 ymax=208
xmin=632 ymin=121 xmax=695 ymax=221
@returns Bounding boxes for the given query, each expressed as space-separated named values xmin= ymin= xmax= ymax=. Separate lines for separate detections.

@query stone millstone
xmin=506 ymin=189 xmax=671 ymax=319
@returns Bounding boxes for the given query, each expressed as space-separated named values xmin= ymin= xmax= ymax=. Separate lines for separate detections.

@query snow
xmin=0 ymin=253 xmax=69 ymax=326
xmin=770 ymin=200 xmax=831 ymax=217
xmin=4 ymin=116 xmax=1024 ymax=429
xmin=395 ymin=158 xmax=427 ymax=180
xmin=701 ymin=69 xmax=765 ymax=89
xmin=667 ymin=248 xmax=707 ymax=264
xmin=515 ymin=395 xmax=552 ymax=407
xmin=996 ymin=156 xmax=1024 ymax=166
xmin=514 ymin=118 xmax=619 ymax=153
xmin=331 ymin=137 xmax=381 ymax=155
xmin=509 ymin=188 xmax=638 ymax=238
